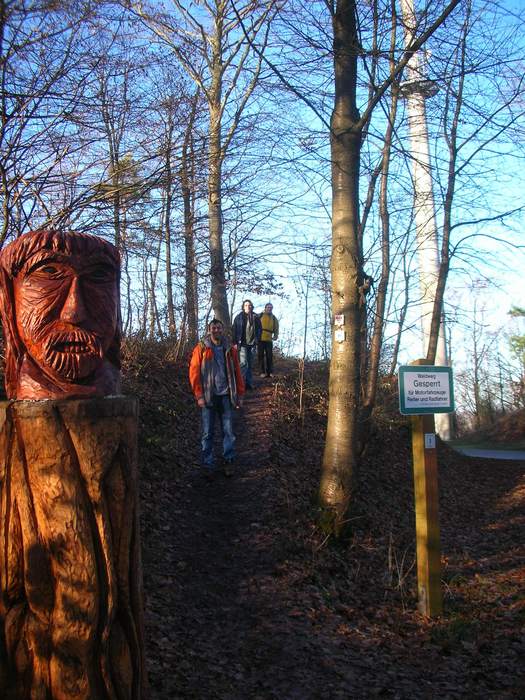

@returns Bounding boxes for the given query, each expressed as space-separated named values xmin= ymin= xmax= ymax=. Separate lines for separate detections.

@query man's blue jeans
xmin=239 ymin=344 xmax=255 ymax=388
xmin=201 ymin=394 xmax=235 ymax=469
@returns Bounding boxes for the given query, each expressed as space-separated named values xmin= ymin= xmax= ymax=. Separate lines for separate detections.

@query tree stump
xmin=0 ymin=396 xmax=146 ymax=699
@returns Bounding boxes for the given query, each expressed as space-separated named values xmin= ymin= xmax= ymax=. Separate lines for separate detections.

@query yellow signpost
xmin=411 ymin=410 xmax=442 ymax=617
xmin=398 ymin=359 xmax=455 ymax=617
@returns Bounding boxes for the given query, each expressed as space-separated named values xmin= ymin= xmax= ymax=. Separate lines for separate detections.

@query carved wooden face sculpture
xmin=0 ymin=229 xmax=121 ymax=399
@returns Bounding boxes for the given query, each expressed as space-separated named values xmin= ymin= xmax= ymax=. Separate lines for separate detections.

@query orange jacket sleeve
xmin=189 ymin=343 xmax=204 ymax=400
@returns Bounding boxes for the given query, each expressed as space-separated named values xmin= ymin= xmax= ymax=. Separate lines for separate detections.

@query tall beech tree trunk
xmin=0 ymin=397 xmax=146 ymax=699
xmin=206 ymin=10 xmax=229 ymax=327
xmin=319 ymin=0 xmax=365 ymax=534
xmin=208 ymin=101 xmax=229 ymax=327
xmin=318 ymin=0 xmax=462 ymax=534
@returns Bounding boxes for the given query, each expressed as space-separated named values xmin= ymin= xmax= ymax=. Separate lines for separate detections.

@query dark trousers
xmin=258 ymin=341 xmax=273 ymax=375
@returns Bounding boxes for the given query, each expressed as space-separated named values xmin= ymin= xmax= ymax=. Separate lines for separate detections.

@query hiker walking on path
xmin=189 ymin=319 xmax=245 ymax=477
xmin=258 ymin=303 xmax=279 ymax=378
xmin=232 ymin=299 xmax=261 ymax=390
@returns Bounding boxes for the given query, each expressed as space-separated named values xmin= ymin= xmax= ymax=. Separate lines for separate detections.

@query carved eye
xmin=87 ymin=265 xmax=115 ymax=283
xmin=30 ymin=264 xmax=65 ymax=279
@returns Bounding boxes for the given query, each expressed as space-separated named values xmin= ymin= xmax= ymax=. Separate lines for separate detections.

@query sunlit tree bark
xmin=319 ymin=0 xmax=364 ymax=532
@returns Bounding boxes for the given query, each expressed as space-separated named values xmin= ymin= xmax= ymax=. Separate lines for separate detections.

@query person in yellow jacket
xmin=258 ymin=303 xmax=279 ymax=377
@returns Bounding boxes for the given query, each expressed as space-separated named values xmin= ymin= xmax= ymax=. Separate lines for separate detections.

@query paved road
xmin=452 ymin=446 xmax=525 ymax=461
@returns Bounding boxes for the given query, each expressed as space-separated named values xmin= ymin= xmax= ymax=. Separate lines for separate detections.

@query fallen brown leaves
xmin=123 ymin=347 xmax=525 ymax=699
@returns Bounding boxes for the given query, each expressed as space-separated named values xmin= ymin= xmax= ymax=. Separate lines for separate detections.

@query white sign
xmin=334 ymin=314 xmax=345 ymax=326
xmin=335 ymin=329 xmax=345 ymax=342
xmin=398 ymin=365 xmax=454 ymax=415
xmin=424 ymin=433 xmax=436 ymax=449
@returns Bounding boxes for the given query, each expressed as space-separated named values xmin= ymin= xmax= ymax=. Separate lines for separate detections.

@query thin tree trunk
xmin=164 ymin=115 xmax=177 ymax=337
xmin=362 ymin=100 xmax=399 ymax=428
xmin=472 ymin=296 xmax=483 ymax=429
xmin=100 ymin=81 xmax=123 ymax=250
xmin=148 ymin=266 xmax=156 ymax=341
xmin=299 ymin=275 xmax=310 ymax=417
xmin=122 ymin=245 xmax=133 ymax=335
xmin=388 ymin=262 xmax=410 ymax=376
xmin=419 ymin=2 xmax=467 ymax=366
xmin=140 ymin=261 xmax=148 ymax=337
xmin=181 ymin=90 xmax=200 ymax=346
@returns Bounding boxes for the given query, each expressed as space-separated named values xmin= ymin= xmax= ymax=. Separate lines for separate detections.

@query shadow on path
xmin=143 ymin=377 xmax=356 ymax=699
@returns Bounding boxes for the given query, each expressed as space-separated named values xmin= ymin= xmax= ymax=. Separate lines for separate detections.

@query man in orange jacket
xmin=189 ymin=319 xmax=245 ymax=477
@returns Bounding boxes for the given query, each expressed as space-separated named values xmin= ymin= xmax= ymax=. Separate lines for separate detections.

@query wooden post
xmin=0 ymin=397 xmax=146 ymax=699
xmin=411 ymin=406 xmax=443 ymax=617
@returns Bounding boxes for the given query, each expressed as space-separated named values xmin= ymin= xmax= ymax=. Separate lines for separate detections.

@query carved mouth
xmin=52 ymin=340 xmax=93 ymax=354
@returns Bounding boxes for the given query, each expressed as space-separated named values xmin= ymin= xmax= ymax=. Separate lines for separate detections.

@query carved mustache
xmin=41 ymin=329 xmax=103 ymax=380
xmin=43 ymin=329 xmax=102 ymax=357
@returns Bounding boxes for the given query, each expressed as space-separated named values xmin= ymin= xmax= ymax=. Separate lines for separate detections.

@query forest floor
xmin=123 ymin=345 xmax=525 ymax=699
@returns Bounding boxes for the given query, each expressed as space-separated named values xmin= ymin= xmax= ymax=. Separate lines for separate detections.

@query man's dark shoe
xmin=222 ymin=459 xmax=234 ymax=477
xmin=202 ymin=468 xmax=217 ymax=482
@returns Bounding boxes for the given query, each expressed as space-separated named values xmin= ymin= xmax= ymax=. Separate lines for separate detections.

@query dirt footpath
xmin=142 ymin=378 xmax=372 ymax=699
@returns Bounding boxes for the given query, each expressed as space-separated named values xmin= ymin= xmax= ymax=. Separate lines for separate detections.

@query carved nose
xmin=60 ymin=276 xmax=87 ymax=324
